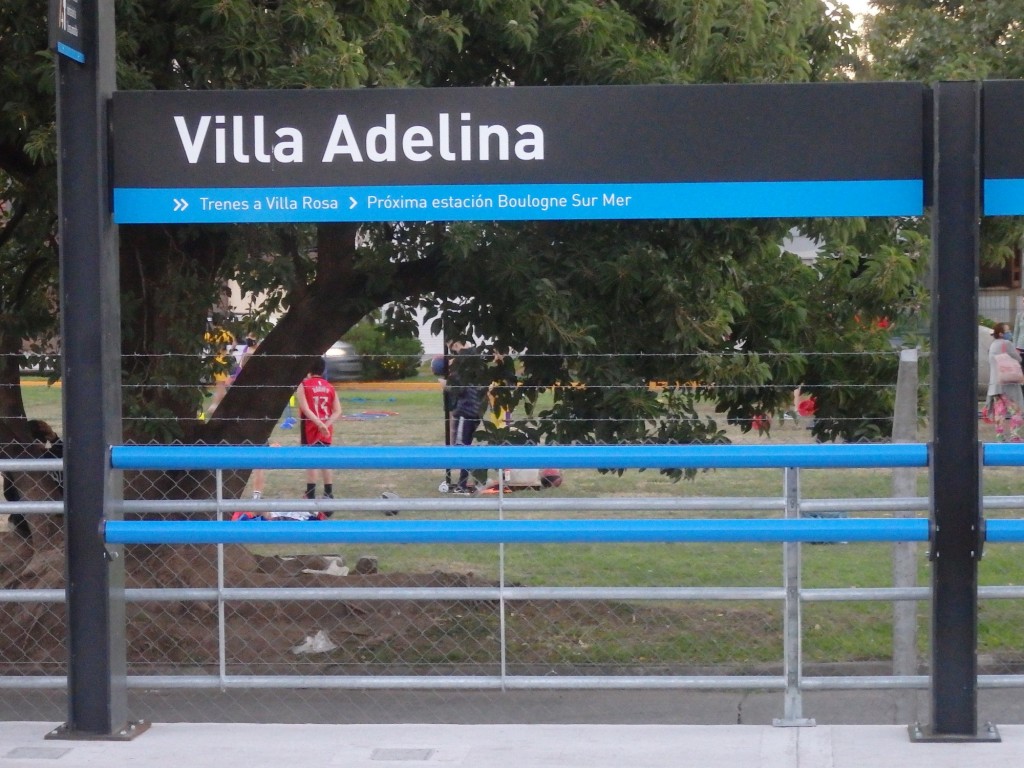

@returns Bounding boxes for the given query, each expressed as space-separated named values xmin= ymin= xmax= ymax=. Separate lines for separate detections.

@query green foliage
xmin=865 ymin=1 xmax=1024 ymax=82
xmin=0 ymin=5 xmax=61 ymax=379
xmin=344 ymin=314 xmax=424 ymax=381
xmin=863 ymin=0 xmax=1024 ymax=285
xmin=1 ymin=0 xmax=922 ymax=453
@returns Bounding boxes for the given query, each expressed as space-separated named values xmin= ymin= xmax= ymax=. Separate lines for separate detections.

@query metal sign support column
xmin=914 ymin=80 xmax=996 ymax=742
xmin=48 ymin=0 xmax=142 ymax=740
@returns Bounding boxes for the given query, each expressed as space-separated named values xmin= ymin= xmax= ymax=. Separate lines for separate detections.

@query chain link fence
xmin=3 ymin=348 xmax=1024 ymax=724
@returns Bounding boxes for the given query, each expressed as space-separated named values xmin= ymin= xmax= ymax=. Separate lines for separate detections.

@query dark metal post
xmin=49 ymin=0 xmax=141 ymax=739
xmin=915 ymin=81 xmax=995 ymax=742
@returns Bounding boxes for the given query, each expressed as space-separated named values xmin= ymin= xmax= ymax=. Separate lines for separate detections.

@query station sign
xmin=111 ymin=82 xmax=925 ymax=224
xmin=984 ymin=80 xmax=1024 ymax=216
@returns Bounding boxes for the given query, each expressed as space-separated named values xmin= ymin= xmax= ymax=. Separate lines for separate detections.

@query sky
xmin=840 ymin=0 xmax=874 ymax=21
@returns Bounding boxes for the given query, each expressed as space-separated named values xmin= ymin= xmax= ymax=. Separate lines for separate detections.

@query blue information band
xmin=56 ymin=41 xmax=86 ymax=63
xmin=113 ymin=180 xmax=923 ymax=224
xmin=984 ymin=179 xmax=1024 ymax=216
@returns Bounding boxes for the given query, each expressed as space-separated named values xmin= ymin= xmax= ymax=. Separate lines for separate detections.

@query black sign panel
xmin=112 ymin=82 xmax=925 ymax=223
xmin=49 ymin=0 xmax=86 ymax=63
xmin=984 ymin=80 xmax=1024 ymax=216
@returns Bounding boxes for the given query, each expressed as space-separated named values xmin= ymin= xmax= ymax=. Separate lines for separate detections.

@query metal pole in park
xmin=48 ymin=0 xmax=141 ymax=739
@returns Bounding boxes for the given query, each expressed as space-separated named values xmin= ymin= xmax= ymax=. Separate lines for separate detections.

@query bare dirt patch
xmin=0 ymin=537 xmax=783 ymax=677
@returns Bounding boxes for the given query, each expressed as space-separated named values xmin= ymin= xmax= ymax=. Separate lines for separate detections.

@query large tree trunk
xmin=2 ymin=221 xmax=444 ymax=547
xmin=121 ymin=222 xmax=440 ymax=502
xmin=173 ymin=223 xmax=373 ymax=500
xmin=0 ymin=330 xmax=28 ymax=423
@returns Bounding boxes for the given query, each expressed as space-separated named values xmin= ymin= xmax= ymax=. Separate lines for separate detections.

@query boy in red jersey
xmin=297 ymin=357 xmax=343 ymax=502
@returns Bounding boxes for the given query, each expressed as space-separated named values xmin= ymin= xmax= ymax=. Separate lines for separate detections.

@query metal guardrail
xmin=105 ymin=443 xmax=1024 ymax=546
xmin=983 ymin=443 xmax=1024 ymax=466
xmin=110 ymin=442 xmax=930 ymax=470
xmin=104 ymin=517 xmax=930 ymax=545
xmin=7 ymin=444 xmax=1024 ymax=719
xmin=102 ymin=442 xmax=944 ymax=724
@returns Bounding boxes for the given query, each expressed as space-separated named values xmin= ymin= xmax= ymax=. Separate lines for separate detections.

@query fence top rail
xmin=110 ymin=443 xmax=928 ymax=471
xmin=103 ymin=517 xmax=930 ymax=546
xmin=0 ymin=459 xmax=63 ymax=472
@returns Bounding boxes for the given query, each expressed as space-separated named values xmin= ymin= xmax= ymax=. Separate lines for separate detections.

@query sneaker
xmin=452 ymin=484 xmax=477 ymax=495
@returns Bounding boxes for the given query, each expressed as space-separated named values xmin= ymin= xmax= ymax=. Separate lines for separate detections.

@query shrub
xmin=344 ymin=320 xmax=423 ymax=380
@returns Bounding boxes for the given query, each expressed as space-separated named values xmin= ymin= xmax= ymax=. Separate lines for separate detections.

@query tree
xmin=864 ymin=1 xmax=1024 ymax=82
xmin=861 ymin=0 xmax=1024 ymax=280
xmin=0 ymin=0 xmax=916 ymax=530
xmin=0 ymin=2 xmax=66 ymax=530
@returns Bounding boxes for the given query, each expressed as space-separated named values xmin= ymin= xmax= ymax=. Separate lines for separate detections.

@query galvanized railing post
xmin=892 ymin=347 xmax=921 ymax=724
xmin=498 ymin=470 xmax=508 ymax=689
xmin=216 ymin=469 xmax=227 ymax=687
xmin=775 ymin=467 xmax=815 ymax=726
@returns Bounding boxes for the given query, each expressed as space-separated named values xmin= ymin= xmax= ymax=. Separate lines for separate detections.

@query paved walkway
xmin=3 ymin=722 xmax=1021 ymax=768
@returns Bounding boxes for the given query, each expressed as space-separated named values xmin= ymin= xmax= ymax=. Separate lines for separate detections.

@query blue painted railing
xmin=104 ymin=443 xmax=937 ymax=546
xmin=111 ymin=443 xmax=929 ymax=471
xmin=982 ymin=520 xmax=1024 ymax=543
xmin=979 ymin=445 xmax=1024 ymax=544
xmin=983 ymin=443 xmax=1024 ymax=466
xmin=103 ymin=517 xmax=930 ymax=545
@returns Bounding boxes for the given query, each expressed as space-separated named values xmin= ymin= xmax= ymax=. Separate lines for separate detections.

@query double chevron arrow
xmin=168 ymin=197 xmax=354 ymax=213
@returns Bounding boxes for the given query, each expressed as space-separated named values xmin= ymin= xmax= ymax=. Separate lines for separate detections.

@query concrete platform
xmin=2 ymin=722 xmax=1022 ymax=768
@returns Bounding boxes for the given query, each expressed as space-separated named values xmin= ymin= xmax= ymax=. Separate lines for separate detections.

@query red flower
xmin=751 ymin=413 xmax=770 ymax=432
xmin=797 ymin=397 xmax=817 ymax=417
